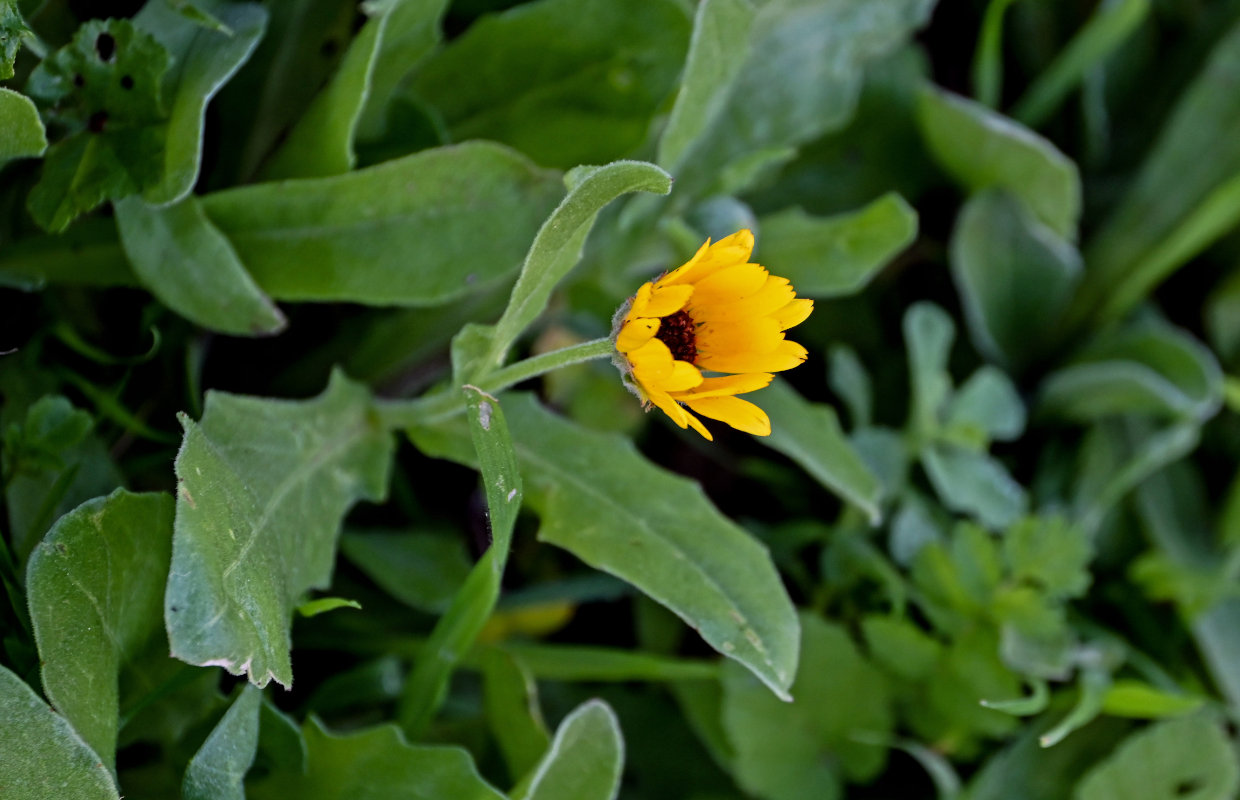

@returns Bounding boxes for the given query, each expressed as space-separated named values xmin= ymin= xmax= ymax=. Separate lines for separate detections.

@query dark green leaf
xmin=0 ymin=665 xmax=120 ymax=800
xmin=757 ymin=193 xmax=918 ymax=298
xmin=340 ymin=529 xmax=471 ymax=614
xmin=115 ymin=195 xmax=286 ymax=336
xmin=182 ymin=686 xmax=261 ymax=800
xmin=167 ymin=371 xmax=393 ymax=688
xmin=482 ymin=648 xmax=551 ymax=782
xmin=27 ymin=489 xmax=175 ymax=765
xmin=357 ymin=0 xmax=449 ymax=139
xmin=200 ymin=142 xmax=563 ymax=306
xmin=0 ymin=0 xmax=29 ymax=79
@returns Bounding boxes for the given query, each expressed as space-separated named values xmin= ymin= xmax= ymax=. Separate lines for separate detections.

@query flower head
xmin=611 ymin=230 xmax=813 ymax=441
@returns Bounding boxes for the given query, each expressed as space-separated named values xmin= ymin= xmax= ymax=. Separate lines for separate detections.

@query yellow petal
xmin=674 ymin=373 xmax=773 ymax=400
xmin=689 ymin=263 xmax=769 ymax=306
xmin=706 ymin=229 xmax=755 ymax=265
xmin=696 ymin=317 xmax=783 ymax=356
xmin=690 ymin=275 xmax=796 ymax=322
xmin=684 ymin=396 xmax=771 ymax=436
xmin=772 ymin=298 xmax=814 ymax=331
xmin=643 ymin=284 xmax=693 ymax=317
xmin=660 ymin=360 xmax=704 ymax=392
xmin=659 ymin=240 xmax=712 ymax=285
xmin=683 ymin=408 xmax=714 ymax=440
xmin=697 ymin=338 xmax=808 ymax=373
xmin=648 ymin=389 xmax=689 ymax=428
xmin=628 ymin=338 xmax=675 ymax=380
xmin=616 ymin=317 xmax=659 ymax=353
xmin=626 ymin=282 xmax=655 ymax=318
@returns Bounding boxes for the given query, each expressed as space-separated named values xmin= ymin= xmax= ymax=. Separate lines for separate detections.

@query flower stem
xmin=374 ymin=337 xmax=614 ymax=430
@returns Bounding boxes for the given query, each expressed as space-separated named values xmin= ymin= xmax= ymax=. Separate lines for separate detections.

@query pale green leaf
xmin=904 ymin=302 xmax=955 ymax=435
xmin=917 ymin=84 xmax=1081 ymax=239
xmin=950 ymin=190 xmax=1082 ymax=369
xmin=0 ymin=88 xmax=47 ymax=165
xmin=297 ymin=597 xmax=362 ymax=617
xmin=200 ymin=142 xmax=563 ymax=306
xmin=946 ymin=366 xmax=1026 ymax=443
xmin=657 ymin=0 xmax=755 ymax=172
xmin=756 ymin=379 xmax=883 ymax=523
xmin=513 ymin=700 xmax=624 ymax=800
xmin=1099 ymin=681 xmax=1205 ymax=719
xmin=182 ymin=686 xmax=261 ymax=800
xmin=408 ymin=393 xmax=800 ymax=699
xmin=828 ymin=344 xmax=873 ymax=429
xmin=1002 ymin=517 xmax=1091 ymax=600
xmin=27 ymin=489 xmax=175 ymax=766
xmin=115 ymin=195 xmax=286 ymax=336
xmin=133 ymin=0 xmax=267 ymax=204
xmin=757 ymin=193 xmax=918 ymax=298
xmin=922 ymin=444 xmax=1027 ymax=530
xmin=247 ymin=718 xmax=505 ymax=800
xmin=261 ymin=7 xmax=385 ymax=179
xmin=0 ymin=665 xmax=120 ymax=800
xmin=166 ymin=371 xmax=393 ymax=688
xmin=1075 ymin=716 xmax=1239 ymax=800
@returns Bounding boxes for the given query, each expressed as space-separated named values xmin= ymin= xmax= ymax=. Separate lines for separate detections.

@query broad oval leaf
xmin=200 ymin=142 xmax=563 ymax=306
xmin=757 ymin=193 xmax=918 ymax=299
xmin=27 ymin=489 xmax=175 ymax=766
xmin=922 ymin=444 xmax=1027 ymax=530
xmin=167 ymin=371 xmax=393 ymax=688
xmin=0 ymin=665 xmax=120 ymax=800
xmin=1075 ymin=716 xmax=1239 ymax=800
xmin=247 ymin=718 xmax=505 ymax=800
xmin=115 ymin=195 xmax=286 ymax=336
xmin=0 ymin=87 xmax=47 ymax=165
xmin=917 ymin=84 xmax=1081 ymax=240
xmin=513 ymin=699 xmax=624 ymax=800
xmin=409 ymin=393 xmax=800 ymax=699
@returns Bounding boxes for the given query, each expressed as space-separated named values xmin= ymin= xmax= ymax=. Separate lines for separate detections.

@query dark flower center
xmin=656 ymin=310 xmax=697 ymax=363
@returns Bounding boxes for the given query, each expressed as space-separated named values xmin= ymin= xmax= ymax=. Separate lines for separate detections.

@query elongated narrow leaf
xmin=409 ymin=393 xmax=800 ymax=699
xmin=480 ymin=161 xmax=672 ymax=374
xmin=0 ymin=666 xmax=120 ymax=799
xmin=261 ymin=7 xmax=385 ymax=179
xmin=513 ymin=700 xmax=624 ymax=800
xmin=183 ymin=686 xmax=261 ymax=800
xmin=397 ymin=388 xmax=523 ymax=736
xmin=482 ymin=648 xmax=551 ymax=782
xmin=115 ymin=195 xmax=285 ymax=336
xmin=27 ymin=489 xmax=175 ymax=766
xmin=247 ymin=719 xmax=505 ymax=800
xmin=950 ymin=190 xmax=1081 ymax=369
xmin=0 ymin=87 xmax=47 ymax=164
xmin=200 ymin=142 xmax=563 ymax=306
xmin=357 ymin=0 xmax=448 ymax=138
xmin=917 ymin=84 xmax=1081 ymax=239
xmin=133 ymin=0 xmax=267 ymax=204
xmin=757 ymin=193 xmax=918 ymax=298
xmin=757 ymin=379 xmax=883 ymax=521
xmin=167 ymin=371 xmax=393 ymax=688
xmin=657 ymin=0 xmax=755 ymax=172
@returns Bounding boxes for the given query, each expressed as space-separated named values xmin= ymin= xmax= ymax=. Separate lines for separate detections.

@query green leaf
xmin=166 ymin=370 xmax=393 ymax=688
xmin=248 ymin=718 xmax=505 ymax=800
xmin=1099 ymin=681 xmax=1205 ymax=720
xmin=861 ymin=614 xmax=943 ymax=682
xmin=722 ymin=614 xmax=893 ymax=800
xmin=1076 ymin=17 xmax=1240 ymax=328
xmin=922 ymin=444 xmax=1027 ymax=530
xmin=340 ymin=529 xmax=471 ymax=614
xmin=297 ymin=597 xmax=362 ymax=617
xmin=481 ymin=648 xmax=551 ymax=783
xmin=408 ymin=0 xmax=691 ymax=169
xmin=356 ymin=0 xmax=448 ymax=139
xmin=409 ymin=393 xmax=800 ymax=699
xmin=757 ymin=193 xmax=918 ymax=298
xmin=917 ymin=84 xmax=1081 ymax=239
xmin=114 ymin=195 xmax=286 ymax=336
xmin=0 ymin=665 xmax=120 ymax=800
xmin=1002 ymin=517 xmax=1091 ymax=600
xmin=397 ymin=388 xmax=523 ymax=737
xmin=1038 ymin=317 xmax=1223 ymax=422
xmin=0 ymin=88 xmax=48 ymax=165
xmin=199 ymin=142 xmax=563 ymax=306
xmin=0 ymin=1 xmax=29 ymax=79
xmin=756 ymin=378 xmax=883 ymax=523
xmin=904 ymin=301 xmax=955 ymax=436
xmin=828 ymin=344 xmax=873 ymax=429
xmin=26 ymin=489 xmax=175 ymax=766
xmin=676 ymin=0 xmax=936 ymax=198
xmin=133 ymin=0 xmax=267 ymax=204
xmin=261 ymin=6 xmax=386 ymax=179
xmin=1075 ymin=716 xmax=1239 ymax=800
xmin=477 ymin=160 xmax=672 ymax=376
xmin=949 ymin=190 xmax=1082 ymax=369
xmin=26 ymin=19 xmax=171 ymax=231
xmin=182 ymin=686 xmax=261 ymax=800
xmin=945 ymin=366 xmax=1026 ymax=443
xmin=656 ymin=0 xmax=755 ymax=173
xmin=513 ymin=700 xmax=624 ymax=800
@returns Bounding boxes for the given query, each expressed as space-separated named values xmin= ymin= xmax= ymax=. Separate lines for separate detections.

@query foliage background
xmin=3 ymin=0 xmax=1240 ymax=798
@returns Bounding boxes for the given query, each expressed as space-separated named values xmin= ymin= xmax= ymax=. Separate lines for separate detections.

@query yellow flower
xmin=611 ymin=229 xmax=813 ymax=441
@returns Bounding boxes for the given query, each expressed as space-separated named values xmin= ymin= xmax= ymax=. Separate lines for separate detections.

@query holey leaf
xmin=167 ymin=371 xmax=393 ymax=688
xmin=409 ymin=393 xmax=800 ymax=699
